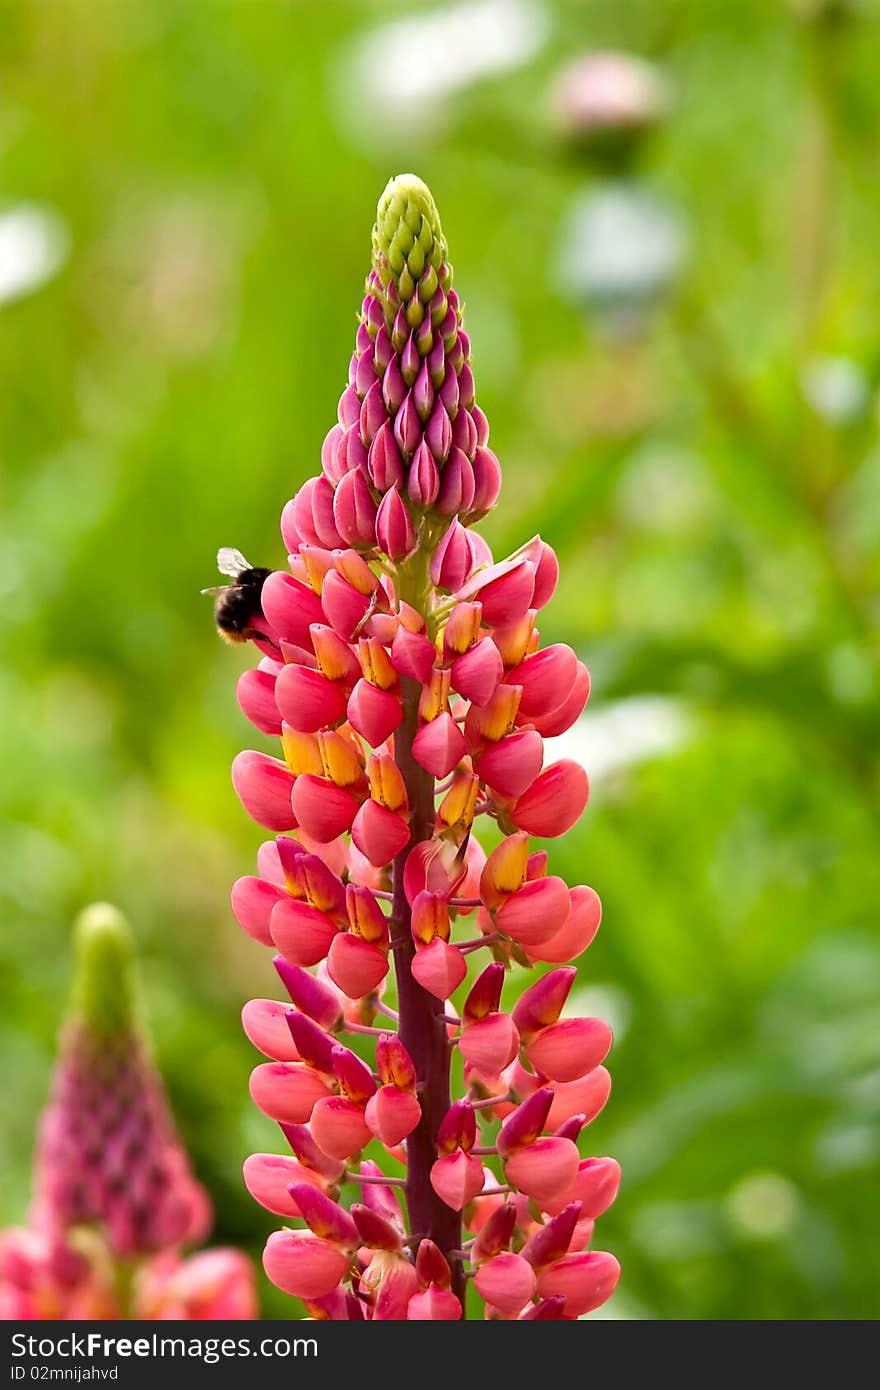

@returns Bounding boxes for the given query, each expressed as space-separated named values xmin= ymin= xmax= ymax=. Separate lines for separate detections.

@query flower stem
xmin=392 ymin=555 xmax=464 ymax=1306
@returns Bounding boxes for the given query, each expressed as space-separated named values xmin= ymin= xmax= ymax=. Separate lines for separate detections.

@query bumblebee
xmin=203 ymin=547 xmax=272 ymax=645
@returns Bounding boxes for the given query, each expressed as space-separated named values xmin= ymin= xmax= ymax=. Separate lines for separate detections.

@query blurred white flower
xmin=0 ymin=204 xmax=69 ymax=306
xmin=801 ymin=355 xmax=870 ymax=425
xmin=725 ymin=1171 xmax=801 ymax=1242
xmin=557 ymin=181 xmax=687 ymax=315
xmin=545 ymin=695 xmax=694 ymax=783
xmin=338 ymin=0 xmax=549 ymax=145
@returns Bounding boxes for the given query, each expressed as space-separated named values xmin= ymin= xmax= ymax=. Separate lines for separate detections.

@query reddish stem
xmin=392 ymin=671 xmax=464 ymax=1305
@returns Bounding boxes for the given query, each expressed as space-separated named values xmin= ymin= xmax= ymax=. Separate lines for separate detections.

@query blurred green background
xmin=2 ymin=0 xmax=879 ymax=1320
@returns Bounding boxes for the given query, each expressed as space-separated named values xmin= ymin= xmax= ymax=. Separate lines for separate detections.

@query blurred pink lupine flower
xmin=219 ymin=175 xmax=620 ymax=1320
xmin=0 ymin=905 xmax=257 ymax=1321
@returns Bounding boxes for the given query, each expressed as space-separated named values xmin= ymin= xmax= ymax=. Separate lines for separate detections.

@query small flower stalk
xmin=0 ymin=905 xmax=256 ymax=1320
xmin=224 ymin=175 xmax=620 ymax=1319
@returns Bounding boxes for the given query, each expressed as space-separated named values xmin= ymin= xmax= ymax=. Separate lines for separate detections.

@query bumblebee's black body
xmin=214 ymin=567 xmax=271 ymax=643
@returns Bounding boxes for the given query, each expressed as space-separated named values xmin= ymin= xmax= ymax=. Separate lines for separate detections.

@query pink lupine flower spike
xmin=221 ymin=175 xmax=619 ymax=1320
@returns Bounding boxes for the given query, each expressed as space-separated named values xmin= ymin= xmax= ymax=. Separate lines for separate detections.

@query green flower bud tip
xmin=70 ymin=902 xmax=139 ymax=1040
xmin=372 ymin=173 xmax=450 ymax=296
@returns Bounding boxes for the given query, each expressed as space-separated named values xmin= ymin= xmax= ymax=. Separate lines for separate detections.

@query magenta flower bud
xmin=231 ymin=751 xmax=297 ymax=831
xmin=554 ymin=1113 xmax=588 ymax=1142
xmin=415 ymin=1239 xmax=451 ymax=1290
xmin=504 ymin=1137 xmax=580 ymax=1205
xmin=338 ymin=383 xmax=361 ymax=429
xmin=241 ymin=998 xmax=301 ymax=1060
xmin=469 ymin=445 xmax=502 ymax=514
xmin=333 ymin=469 xmax=379 ymax=549
xmin=320 ymin=570 xmax=373 ymax=641
xmin=242 ymin=1154 xmax=325 ymax=1218
xmin=314 ymin=475 xmax=349 ymax=549
xmin=359 ymin=379 xmax=386 ymax=444
xmin=471 ymin=1203 xmax=517 ymax=1264
xmin=525 ymin=1017 xmax=613 ymax=1083
xmin=412 ymin=360 xmax=435 ymax=423
xmin=497 ymin=1088 xmax=554 ymax=1158
xmin=391 ymin=624 xmax=435 ymax=683
xmin=373 ymin=323 xmax=393 ymax=372
xmin=475 ymin=729 xmax=544 ymax=799
xmin=424 ymin=402 xmax=453 ymax=462
xmin=411 ymin=712 xmax=466 ymax=778
xmin=462 ymin=962 xmax=505 ymax=1022
xmin=430 ymin=519 xmax=474 ymax=591
xmin=260 ymin=572 xmax=324 ymax=648
xmin=347 ymin=679 xmax=404 ymax=748
xmin=332 ymin=1044 xmax=377 ymax=1104
xmin=521 ymin=1202 xmax=583 ymax=1270
xmin=288 ymin=478 xmax=324 ymax=547
xmin=530 ymin=661 xmax=591 ymax=739
xmin=407 ymin=1286 xmax=462 ymax=1320
xmin=512 ymin=967 xmax=577 ymax=1042
xmin=451 ymin=406 xmax=477 ymax=458
xmin=515 ymin=536 xmax=559 ymax=609
xmin=474 ymin=1253 xmax=536 ymax=1317
xmin=339 ymin=423 xmax=369 ymax=476
xmin=279 ymin=1123 xmax=346 ymax=1181
xmin=410 ymin=938 xmax=467 ymax=1000
xmin=274 ymin=959 xmax=343 ymax=1032
xmin=519 ymin=1296 xmax=566 ymax=1320
xmin=400 ymin=334 xmax=420 ymax=386
xmin=495 ymin=877 xmax=571 ymax=950
xmin=365 ymin=1087 xmax=422 ymax=1148
xmin=368 ymin=420 xmax=405 ymax=492
xmin=438 ymin=368 xmax=459 ymax=417
xmin=382 ymin=356 xmax=406 ymax=412
xmin=376 ymin=486 xmax=417 ymax=560
xmin=536 ymin=1251 xmax=620 ymax=1318
xmin=310 ymin=1096 xmax=372 ymax=1161
xmin=263 ymin=1230 xmax=350 ymax=1300
xmin=249 ymin=1062 xmax=333 ymax=1124
xmin=437 ymin=1099 xmax=477 ymax=1153
xmin=236 ymin=667 xmax=282 ymax=736
xmin=283 ymin=1010 xmax=336 ymax=1072
xmin=393 ymin=395 xmax=422 ymax=456
xmin=430 ymin=1151 xmax=484 ymax=1212
xmin=511 ymin=760 xmax=590 ymax=838
xmin=327 ymin=933 xmax=389 ymax=999
xmin=351 ymin=1204 xmax=403 ymax=1253
xmin=436 ymin=447 xmax=476 ymax=516
xmin=358 ymin=1161 xmax=405 ymax=1229
xmin=321 ymin=423 xmax=346 ymax=485
xmin=231 ymin=876 xmax=285 ymax=947
xmin=404 ymin=441 xmax=437 ymax=509
xmin=270 ymin=898 xmax=340 ymax=968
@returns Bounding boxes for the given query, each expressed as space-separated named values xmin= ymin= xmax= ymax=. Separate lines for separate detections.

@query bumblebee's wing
xmin=200 ymin=585 xmax=228 ymax=597
xmin=217 ymin=546 xmax=252 ymax=578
